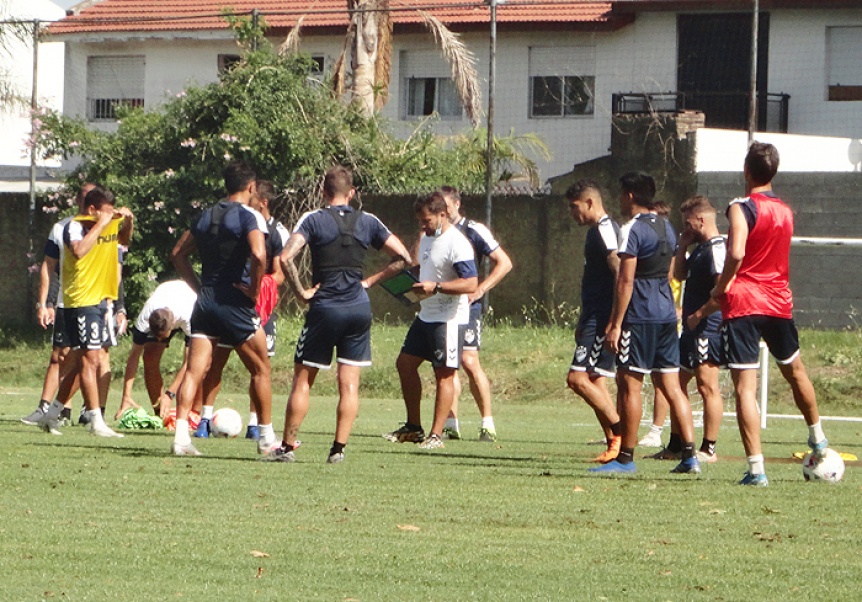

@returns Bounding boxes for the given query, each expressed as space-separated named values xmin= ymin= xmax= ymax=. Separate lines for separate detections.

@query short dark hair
xmin=619 ymin=172 xmax=657 ymax=208
xmin=440 ymin=185 xmax=460 ymax=202
xmin=565 ymin=179 xmax=601 ymax=201
xmin=83 ymin=187 xmax=115 ymax=210
xmin=414 ymin=191 xmax=448 ymax=215
xmin=680 ymin=195 xmax=715 ymax=215
xmin=223 ymin=160 xmax=257 ymax=195
xmin=148 ymin=308 xmax=172 ymax=337
xmin=255 ymin=180 xmax=276 ymax=204
xmin=323 ymin=165 xmax=353 ymax=199
xmin=745 ymin=141 xmax=779 ymax=186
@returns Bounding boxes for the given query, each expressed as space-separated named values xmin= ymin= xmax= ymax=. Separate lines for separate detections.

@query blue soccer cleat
xmin=808 ymin=437 xmax=829 ymax=459
xmin=588 ymin=460 xmax=637 ymax=474
xmin=738 ymin=471 xmax=769 ymax=486
xmin=245 ymin=425 xmax=260 ymax=440
xmin=670 ymin=456 xmax=701 ymax=474
xmin=194 ymin=417 xmax=210 ymax=438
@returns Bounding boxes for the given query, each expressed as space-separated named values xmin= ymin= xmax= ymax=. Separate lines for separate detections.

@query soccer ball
xmin=802 ymin=448 xmax=845 ymax=483
xmin=211 ymin=408 xmax=243 ymax=438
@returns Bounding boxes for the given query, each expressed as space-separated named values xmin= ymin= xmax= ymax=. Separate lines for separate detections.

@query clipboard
xmin=380 ymin=269 xmax=423 ymax=306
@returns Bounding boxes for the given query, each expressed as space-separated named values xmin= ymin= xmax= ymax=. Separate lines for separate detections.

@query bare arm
xmin=712 ymin=204 xmax=748 ymax=299
xmin=116 ymin=207 xmax=135 ymax=246
xmin=362 ymin=234 xmax=412 ymax=289
xmin=414 ymin=276 xmax=478 ymax=296
xmin=244 ymin=229 xmax=267 ymax=302
xmin=268 ymin=249 xmax=286 ymax=286
xmin=68 ymin=208 xmax=114 ymax=259
xmin=687 ymin=274 xmax=722 ymax=331
xmin=605 ymin=255 xmax=636 ymax=353
xmin=468 ymin=246 xmax=513 ymax=303
xmin=279 ymin=232 xmax=317 ymax=303
xmin=170 ymin=230 xmax=201 ymax=293
xmin=37 ymin=256 xmax=58 ymax=328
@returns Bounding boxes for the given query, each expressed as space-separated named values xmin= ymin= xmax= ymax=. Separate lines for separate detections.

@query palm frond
xmin=278 ymin=16 xmax=305 ymax=56
xmin=373 ymin=0 xmax=392 ymax=110
xmin=418 ymin=10 xmax=483 ymax=128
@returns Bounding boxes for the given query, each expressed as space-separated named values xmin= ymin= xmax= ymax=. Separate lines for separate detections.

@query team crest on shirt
xmin=575 ymin=345 xmax=588 ymax=363
xmin=435 ymin=349 xmax=444 ymax=361
xmin=465 ymin=329 xmax=476 ymax=345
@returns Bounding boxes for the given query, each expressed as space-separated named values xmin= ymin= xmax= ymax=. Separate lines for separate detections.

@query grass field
xmin=2 ymin=323 xmax=862 ymax=601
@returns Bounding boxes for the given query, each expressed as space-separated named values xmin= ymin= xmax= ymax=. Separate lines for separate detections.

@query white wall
xmin=0 ymin=0 xmax=65 ymax=168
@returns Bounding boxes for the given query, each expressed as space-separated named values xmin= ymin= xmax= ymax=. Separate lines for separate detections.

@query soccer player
xmin=672 ymin=195 xmax=726 ymax=463
xmin=21 ymin=183 xmax=95 ymax=428
xmin=193 ymin=179 xmax=288 ymax=440
xmin=590 ymin=172 xmax=699 ymax=475
xmin=36 ymin=187 xmax=134 ymax=438
xmin=169 ymin=160 xmax=277 ymax=457
xmin=116 ymin=279 xmax=197 ymax=420
xmin=264 ymin=166 xmax=411 ymax=463
xmin=439 ymin=186 xmax=512 ymax=442
xmin=711 ymin=142 xmax=829 ymax=486
xmin=385 ymin=191 xmax=478 ymax=449
xmin=565 ymin=180 xmax=623 ymax=463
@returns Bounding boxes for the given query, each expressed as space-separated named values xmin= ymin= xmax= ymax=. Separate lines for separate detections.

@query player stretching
xmin=264 ymin=166 xmax=411 ymax=463
xmin=565 ymin=180 xmax=623 ymax=463
xmin=170 ymin=160 xmax=277 ymax=457
xmin=712 ymin=142 xmax=829 ymax=486
xmin=673 ymin=196 xmax=726 ymax=463
xmin=386 ymin=191 xmax=478 ymax=449
xmin=440 ymin=186 xmax=512 ymax=442
xmin=590 ymin=172 xmax=699 ymax=475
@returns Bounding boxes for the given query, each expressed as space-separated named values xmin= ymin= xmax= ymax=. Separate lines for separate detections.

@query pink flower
xmin=180 ymin=138 xmax=197 ymax=148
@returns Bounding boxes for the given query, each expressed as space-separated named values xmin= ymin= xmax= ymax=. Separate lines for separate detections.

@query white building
xmin=49 ymin=0 xmax=862 ymax=181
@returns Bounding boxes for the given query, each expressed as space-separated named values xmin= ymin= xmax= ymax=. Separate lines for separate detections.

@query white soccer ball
xmin=211 ymin=408 xmax=243 ymax=438
xmin=802 ymin=448 xmax=845 ymax=483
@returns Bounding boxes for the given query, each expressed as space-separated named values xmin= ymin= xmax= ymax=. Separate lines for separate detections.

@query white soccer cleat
xmin=172 ymin=442 xmax=202 ymax=456
xmin=638 ymin=431 xmax=663 ymax=448
xmin=88 ymin=422 xmax=125 ymax=438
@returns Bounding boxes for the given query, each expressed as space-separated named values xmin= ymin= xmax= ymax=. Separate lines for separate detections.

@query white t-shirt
xmin=417 ymin=226 xmax=477 ymax=324
xmin=134 ymin=280 xmax=197 ymax=336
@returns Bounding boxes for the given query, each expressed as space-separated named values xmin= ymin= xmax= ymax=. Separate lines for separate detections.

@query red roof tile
xmin=49 ymin=1 xmax=616 ymax=36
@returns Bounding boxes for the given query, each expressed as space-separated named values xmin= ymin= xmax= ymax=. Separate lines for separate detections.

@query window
xmin=529 ymin=47 xmax=595 ymax=118
xmin=218 ymin=54 xmax=241 ymax=73
xmin=310 ymin=54 xmax=326 ymax=79
xmin=400 ymin=51 xmax=462 ymax=120
xmin=827 ymin=27 xmax=862 ymax=101
xmin=86 ymin=56 xmax=145 ymax=121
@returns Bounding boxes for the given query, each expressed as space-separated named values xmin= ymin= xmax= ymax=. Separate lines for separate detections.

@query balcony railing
xmin=611 ymin=91 xmax=790 ymax=133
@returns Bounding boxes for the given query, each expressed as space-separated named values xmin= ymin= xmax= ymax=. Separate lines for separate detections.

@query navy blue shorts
xmin=131 ymin=325 xmax=182 ymax=347
xmin=679 ymin=329 xmax=723 ymax=371
xmin=60 ymin=305 xmax=106 ymax=351
xmin=571 ymin=313 xmax=615 ymax=377
xmin=722 ymin=315 xmax=800 ymax=369
xmin=462 ymin=303 xmax=483 ymax=351
xmin=190 ymin=286 xmax=260 ymax=348
xmin=295 ymin=303 xmax=372 ymax=369
xmin=617 ymin=322 xmax=680 ymax=374
xmin=401 ymin=317 xmax=464 ymax=369
xmin=52 ymin=306 xmax=69 ymax=349
xmin=263 ymin=313 xmax=278 ymax=357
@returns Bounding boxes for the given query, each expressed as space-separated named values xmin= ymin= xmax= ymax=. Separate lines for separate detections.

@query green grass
xmin=2 ymin=323 xmax=862 ymax=600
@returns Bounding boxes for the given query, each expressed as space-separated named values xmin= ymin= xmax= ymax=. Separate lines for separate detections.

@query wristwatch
xmin=434 ymin=283 xmax=443 ymax=295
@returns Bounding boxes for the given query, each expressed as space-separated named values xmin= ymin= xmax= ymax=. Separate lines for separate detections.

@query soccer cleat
xmin=77 ymin=408 xmax=90 ymax=426
xmin=245 ymin=425 xmax=260 ymax=440
xmin=670 ymin=456 xmax=702 ymax=474
xmin=478 ymin=427 xmax=497 ymax=443
xmin=88 ymin=422 xmax=125 ymax=438
xmin=327 ymin=452 xmax=345 ymax=464
xmin=638 ymin=430 xmax=664 ymax=448
xmin=36 ymin=413 xmax=62 ymax=436
xmin=696 ymin=450 xmax=718 ymax=464
xmin=383 ymin=424 xmax=425 ymax=443
xmin=257 ymin=440 xmax=282 ymax=455
xmin=58 ymin=417 xmax=72 ymax=428
xmin=21 ymin=405 xmax=47 ymax=426
xmin=172 ymin=442 xmax=202 ymax=456
xmin=588 ymin=460 xmax=637 ymax=474
xmin=442 ymin=426 xmax=461 ymax=440
xmin=646 ymin=447 xmax=681 ymax=461
xmin=194 ymin=417 xmax=211 ymax=438
xmin=261 ymin=446 xmax=295 ymax=463
xmin=738 ymin=471 xmax=769 ymax=486
xmin=808 ymin=437 xmax=829 ymax=459
xmin=593 ymin=435 xmax=621 ymax=464
xmin=417 ymin=434 xmax=444 ymax=449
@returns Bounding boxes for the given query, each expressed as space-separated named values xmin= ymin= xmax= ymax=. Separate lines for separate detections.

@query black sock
xmin=406 ymin=423 xmax=423 ymax=432
xmin=281 ymin=440 xmax=296 ymax=452
xmin=60 ymin=407 xmax=71 ymax=420
xmin=41 ymin=398 xmax=51 ymax=407
xmin=682 ymin=442 xmax=696 ymax=460
xmin=700 ymin=439 xmax=716 ymax=455
xmin=667 ymin=433 xmax=683 ymax=453
xmin=330 ymin=441 xmax=346 ymax=456
xmin=609 ymin=421 xmax=622 ymax=436
xmin=617 ymin=448 xmax=634 ymax=464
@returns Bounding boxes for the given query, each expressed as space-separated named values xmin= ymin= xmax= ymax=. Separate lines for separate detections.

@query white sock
xmin=175 ymin=419 xmax=191 ymax=446
xmin=46 ymin=400 xmax=64 ymax=420
xmin=481 ymin=416 xmax=495 ymax=430
xmin=747 ymin=454 xmax=765 ymax=475
xmin=808 ymin=421 xmax=826 ymax=444
xmin=248 ymin=412 xmax=258 ymax=427
xmin=87 ymin=408 xmax=106 ymax=428
xmin=649 ymin=424 xmax=663 ymax=435
xmin=445 ymin=417 xmax=459 ymax=430
xmin=258 ymin=423 xmax=275 ymax=446
xmin=201 ymin=405 xmax=214 ymax=420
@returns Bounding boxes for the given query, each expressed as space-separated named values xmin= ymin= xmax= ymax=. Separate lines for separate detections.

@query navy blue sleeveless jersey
xmin=618 ymin=213 xmax=677 ymax=325
xmin=192 ymin=201 xmax=266 ymax=290
xmin=580 ymin=215 xmax=620 ymax=320
xmin=681 ymin=236 xmax=726 ymax=334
